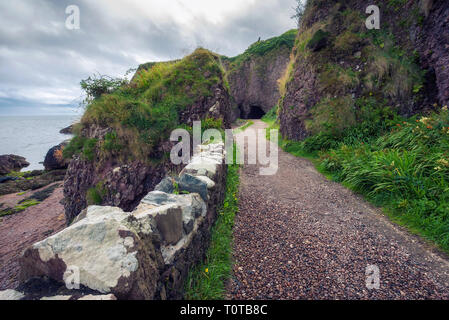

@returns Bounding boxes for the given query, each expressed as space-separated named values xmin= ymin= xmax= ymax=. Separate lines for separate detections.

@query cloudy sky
xmin=0 ymin=0 xmax=297 ymax=115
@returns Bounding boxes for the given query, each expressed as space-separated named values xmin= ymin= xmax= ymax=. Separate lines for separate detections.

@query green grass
xmin=86 ymin=182 xmax=107 ymax=205
xmin=184 ymin=146 xmax=240 ymax=300
xmin=223 ymin=29 xmax=297 ymax=69
xmin=269 ymin=106 xmax=449 ymax=253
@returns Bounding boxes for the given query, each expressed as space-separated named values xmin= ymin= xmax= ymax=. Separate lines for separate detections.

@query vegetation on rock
xmin=64 ymin=48 xmax=230 ymax=164
xmin=269 ymin=0 xmax=449 ymax=252
xmin=222 ymin=29 xmax=297 ymax=71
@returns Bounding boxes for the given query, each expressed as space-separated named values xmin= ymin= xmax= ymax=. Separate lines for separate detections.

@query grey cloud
xmin=0 ymin=0 xmax=297 ymax=114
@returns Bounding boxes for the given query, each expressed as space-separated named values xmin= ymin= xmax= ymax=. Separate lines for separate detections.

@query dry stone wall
xmin=0 ymin=143 xmax=227 ymax=300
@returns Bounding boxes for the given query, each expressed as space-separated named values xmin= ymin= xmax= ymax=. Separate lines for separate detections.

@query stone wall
xmin=1 ymin=143 xmax=227 ymax=300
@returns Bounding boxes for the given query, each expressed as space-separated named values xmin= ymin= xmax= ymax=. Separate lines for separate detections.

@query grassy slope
xmin=64 ymin=48 xmax=229 ymax=164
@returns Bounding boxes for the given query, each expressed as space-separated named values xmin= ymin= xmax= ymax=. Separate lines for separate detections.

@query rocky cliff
xmin=223 ymin=30 xmax=296 ymax=119
xmin=279 ymin=0 xmax=449 ymax=141
xmin=63 ymin=49 xmax=233 ymax=224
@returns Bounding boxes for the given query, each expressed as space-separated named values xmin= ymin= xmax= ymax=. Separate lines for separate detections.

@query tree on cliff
xmin=291 ymin=0 xmax=306 ymax=28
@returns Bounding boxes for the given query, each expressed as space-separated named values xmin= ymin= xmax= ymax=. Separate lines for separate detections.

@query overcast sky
xmin=0 ymin=0 xmax=297 ymax=115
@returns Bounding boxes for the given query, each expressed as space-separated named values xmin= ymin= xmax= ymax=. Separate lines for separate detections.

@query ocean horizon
xmin=0 ymin=115 xmax=80 ymax=171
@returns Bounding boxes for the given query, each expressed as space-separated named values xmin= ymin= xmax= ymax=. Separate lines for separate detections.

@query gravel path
xmin=228 ymin=120 xmax=449 ymax=300
xmin=0 ymin=183 xmax=66 ymax=290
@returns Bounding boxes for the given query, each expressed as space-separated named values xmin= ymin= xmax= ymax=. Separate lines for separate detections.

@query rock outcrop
xmin=63 ymin=49 xmax=233 ymax=224
xmin=279 ymin=0 xmax=449 ymax=141
xmin=44 ymin=140 xmax=70 ymax=171
xmin=0 ymin=155 xmax=29 ymax=175
xmin=59 ymin=125 xmax=75 ymax=135
xmin=224 ymin=30 xmax=296 ymax=119
xmin=15 ymin=142 xmax=227 ymax=300
xmin=0 ymin=170 xmax=66 ymax=196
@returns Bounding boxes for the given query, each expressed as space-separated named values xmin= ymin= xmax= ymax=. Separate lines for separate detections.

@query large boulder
xmin=0 ymin=155 xmax=29 ymax=175
xmin=60 ymin=124 xmax=75 ymax=135
xmin=19 ymin=206 xmax=164 ymax=300
xmin=44 ymin=140 xmax=71 ymax=171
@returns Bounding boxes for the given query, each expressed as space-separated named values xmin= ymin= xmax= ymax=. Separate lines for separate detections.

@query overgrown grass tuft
xmin=269 ymin=105 xmax=449 ymax=252
xmin=184 ymin=146 xmax=239 ymax=300
xmin=233 ymin=120 xmax=254 ymax=134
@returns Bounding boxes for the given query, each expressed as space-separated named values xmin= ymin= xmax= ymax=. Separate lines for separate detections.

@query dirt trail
xmin=228 ymin=120 xmax=449 ymax=299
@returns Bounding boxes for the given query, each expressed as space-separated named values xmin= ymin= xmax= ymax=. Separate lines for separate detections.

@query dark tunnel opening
xmin=242 ymin=105 xmax=266 ymax=119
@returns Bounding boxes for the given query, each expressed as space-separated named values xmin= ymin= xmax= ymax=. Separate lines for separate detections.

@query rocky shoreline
xmin=0 ymin=129 xmax=75 ymax=290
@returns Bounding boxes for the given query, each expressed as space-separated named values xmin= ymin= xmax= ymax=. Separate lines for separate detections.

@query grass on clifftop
xmin=184 ymin=146 xmax=239 ymax=300
xmin=222 ymin=29 xmax=297 ymax=69
xmin=64 ymin=48 xmax=229 ymax=164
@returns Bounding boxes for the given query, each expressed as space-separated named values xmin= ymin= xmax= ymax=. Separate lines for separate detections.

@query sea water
xmin=0 ymin=115 xmax=79 ymax=171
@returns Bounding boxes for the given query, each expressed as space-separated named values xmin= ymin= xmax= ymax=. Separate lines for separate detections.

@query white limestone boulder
xmin=19 ymin=206 xmax=162 ymax=300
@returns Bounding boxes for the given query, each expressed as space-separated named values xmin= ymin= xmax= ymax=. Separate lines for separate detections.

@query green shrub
xmin=307 ymin=29 xmax=329 ymax=50
xmin=86 ymin=182 xmax=107 ymax=205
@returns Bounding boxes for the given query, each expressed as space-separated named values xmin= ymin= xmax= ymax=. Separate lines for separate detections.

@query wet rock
xmin=0 ymin=155 xmax=29 ymax=175
xmin=0 ymin=169 xmax=66 ymax=196
xmin=0 ymin=176 xmax=18 ymax=184
xmin=44 ymin=140 xmax=71 ymax=171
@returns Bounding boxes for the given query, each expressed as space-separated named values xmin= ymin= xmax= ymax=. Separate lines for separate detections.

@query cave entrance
xmin=244 ymin=105 xmax=266 ymax=119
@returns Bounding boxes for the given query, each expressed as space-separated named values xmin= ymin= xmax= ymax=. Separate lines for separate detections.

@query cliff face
xmin=63 ymin=49 xmax=233 ymax=223
xmin=279 ymin=0 xmax=449 ymax=141
xmin=417 ymin=0 xmax=449 ymax=103
xmin=223 ymin=30 xmax=296 ymax=119
xmin=226 ymin=46 xmax=291 ymax=118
